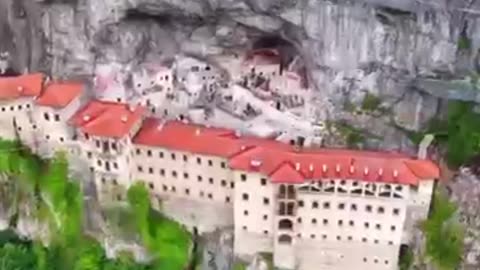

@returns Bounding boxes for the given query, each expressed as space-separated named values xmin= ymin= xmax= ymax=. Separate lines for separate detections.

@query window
xmin=323 ymin=202 xmax=330 ymax=209
xmin=54 ymin=114 xmax=60 ymax=121
xmin=338 ymin=220 xmax=343 ymax=226
xmin=323 ymin=219 xmax=328 ymax=225
xmin=44 ymin=113 xmax=49 ymax=121
xmin=374 ymin=239 xmax=379 ymax=244
xmin=113 ymin=162 xmax=118 ymax=169
xmin=347 ymin=236 xmax=353 ymax=241
xmin=160 ymin=169 xmax=165 ymax=176
xmin=349 ymin=220 xmax=354 ymax=226
xmin=101 ymin=178 xmax=106 ymax=184
xmin=338 ymin=203 xmax=345 ymax=210
xmin=137 ymin=166 xmax=143 ymax=172
xmin=221 ymin=162 xmax=226 ymax=168
xmin=378 ymin=207 xmax=385 ymax=214
xmin=163 ymin=185 xmax=168 ymax=191
xmin=336 ymin=236 xmax=341 ymax=241
xmin=263 ymin=215 xmax=268 ymax=220
xmin=147 ymin=150 xmax=152 ymax=157
xmin=225 ymin=196 xmax=230 ymax=203
xmin=263 ymin=198 xmax=270 ymax=205
xmin=197 ymin=175 xmax=202 ymax=182
xmin=171 ymin=153 xmax=176 ymax=160
xmin=241 ymin=174 xmax=246 ymax=181
xmin=207 ymin=193 xmax=213 ymax=199
xmin=366 ymin=205 xmax=372 ymax=212
xmin=298 ymin=200 xmax=304 ymax=207
xmin=136 ymin=149 xmax=141 ymax=155
xmin=183 ymin=172 xmax=189 ymax=179
xmin=260 ymin=178 xmax=267 ymax=186
xmin=311 ymin=218 xmax=317 ymax=224
xmin=310 ymin=234 xmax=316 ymax=239
xmin=46 ymin=135 xmax=50 ymax=140
xmin=312 ymin=201 xmax=319 ymax=208
xmin=171 ymin=186 xmax=176 ymax=192
xmin=149 ymin=183 xmax=154 ymax=190
xmin=230 ymin=182 xmax=234 ymax=188
xmin=364 ymin=222 xmax=369 ymax=228
xmin=183 ymin=155 xmax=188 ymax=162
xmin=362 ymin=237 xmax=367 ymax=243
xmin=242 ymin=193 xmax=249 ymax=201
xmin=159 ymin=151 xmax=164 ymax=158
xmin=196 ymin=157 xmax=201 ymax=164
xmin=263 ymin=230 xmax=268 ymax=235
xmin=390 ymin=225 xmax=396 ymax=231
xmin=221 ymin=180 xmax=227 ymax=187
xmin=208 ymin=160 xmax=213 ymax=166
xmin=172 ymin=171 xmax=177 ymax=178
xmin=209 ymin=178 xmax=214 ymax=184
xmin=87 ymin=152 xmax=92 ymax=159
xmin=242 ymin=226 xmax=247 ymax=231
xmin=393 ymin=208 xmax=400 ymax=215
xmin=297 ymin=217 xmax=302 ymax=223
xmin=243 ymin=210 xmax=249 ymax=216
xmin=113 ymin=180 xmax=118 ymax=185
xmin=322 ymin=234 xmax=327 ymax=240
xmin=375 ymin=224 xmax=381 ymax=230
xmin=148 ymin=167 xmax=154 ymax=174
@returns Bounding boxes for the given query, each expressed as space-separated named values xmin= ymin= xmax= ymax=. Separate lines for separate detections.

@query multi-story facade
xmin=0 ymin=73 xmax=440 ymax=270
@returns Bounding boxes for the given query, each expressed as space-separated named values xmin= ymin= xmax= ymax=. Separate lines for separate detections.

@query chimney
xmin=349 ymin=165 xmax=355 ymax=174
xmin=251 ymin=159 xmax=262 ymax=167
xmin=393 ymin=170 xmax=399 ymax=178
xmin=83 ymin=115 xmax=90 ymax=122
xmin=378 ymin=168 xmax=383 ymax=176
xmin=17 ymin=86 xmax=23 ymax=92
xmin=121 ymin=115 xmax=128 ymax=123
xmin=309 ymin=164 xmax=314 ymax=172
xmin=335 ymin=164 xmax=341 ymax=173
xmin=195 ymin=128 xmax=201 ymax=136
xmin=295 ymin=162 xmax=301 ymax=171
xmin=418 ymin=134 xmax=434 ymax=160
xmin=322 ymin=164 xmax=328 ymax=173
xmin=364 ymin=167 xmax=369 ymax=175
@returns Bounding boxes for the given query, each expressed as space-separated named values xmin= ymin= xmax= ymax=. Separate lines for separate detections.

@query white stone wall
xmin=0 ymin=98 xmax=34 ymax=140
xmin=132 ymin=145 xmax=235 ymax=233
xmin=233 ymin=171 xmax=275 ymax=257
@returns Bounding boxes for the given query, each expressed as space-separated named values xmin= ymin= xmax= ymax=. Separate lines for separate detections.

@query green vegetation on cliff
xmin=0 ymin=139 xmax=191 ymax=270
xmin=421 ymin=190 xmax=464 ymax=270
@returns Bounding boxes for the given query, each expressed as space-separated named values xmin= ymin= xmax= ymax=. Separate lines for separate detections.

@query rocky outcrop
xmin=0 ymin=0 xmax=477 ymax=149
xmin=448 ymin=168 xmax=480 ymax=269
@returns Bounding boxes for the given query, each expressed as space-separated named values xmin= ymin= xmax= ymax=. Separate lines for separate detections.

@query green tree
xmin=421 ymin=190 xmax=464 ymax=270
xmin=0 ymin=243 xmax=36 ymax=270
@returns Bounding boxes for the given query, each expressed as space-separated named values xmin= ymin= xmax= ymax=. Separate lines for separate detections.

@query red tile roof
xmin=36 ymin=81 xmax=83 ymax=108
xmin=69 ymin=100 xmax=145 ymax=138
xmin=133 ymin=119 xmax=440 ymax=185
xmin=0 ymin=73 xmax=44 ymax=100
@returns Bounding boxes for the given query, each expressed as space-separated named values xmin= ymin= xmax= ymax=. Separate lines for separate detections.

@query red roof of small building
xmin=36 ymin=81 xmax=83 ymax=108
xmin=133 ymin=119 xmax=440 ymax=185
xmin=69 ymin=100 xmax=145 ymax=138
xmin=0 ymin=73 xmax=44 ymax=100
xmin=244 ymin=49 xmax=281 ymax=66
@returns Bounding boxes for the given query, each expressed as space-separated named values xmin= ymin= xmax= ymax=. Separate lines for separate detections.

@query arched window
xmin=287 ymin=185 xmax=295 ymax=198
xmin=278 ymin=202 xmax=286 ymax=215
xmin=279 ymin=185 xmax=286 ymax=198
xmin=278 ymin=219 xmax=293 ymax=230
xmin=286 ymin=202 xmax=295 ymax=215
xmin=278 ymin=234 xmax=292 ymax=245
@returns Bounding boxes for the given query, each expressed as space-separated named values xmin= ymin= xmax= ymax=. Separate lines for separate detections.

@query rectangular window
xmin=172 ymin=171 xmax=177 ymax=178
xmin=185 ymin=188 xmax=190 ymax=195
xmin=136 ymin=149 xmax=141 ymax=155
xmin=149 ymin=183 xmax=154 ymax=190
xmin=208 ymin=160 xmax=213 ymax=166
xmin=221 ymin=162 xmax=226 ymax=168
xmin=209 ymin=178 xmax=214 ymax=184
xmin=159 ymin=151 xmax=164 ymax=158
xmin=111 ymin=143 xmax=117 ymax=151
xmin=197 ymin=175 xmax=202 ymax=182
xmin=105 ymin=162 xmax=111 ymax=171
xmin=148 ymin=167 xmax=154 ymax=174
xmin=197 ymin=157 xmax=202 ymax=165
xmin=137 ymin=166 xmax=143 ymax=172
xmin=54 ymin=114 xmax=60 ymax=121
xmin=241 ymin=174 xmax=247 ymax=181
xmin=393 ymin=208 xmax=400 ymax=215
xmin=87 ymin=152 xmax=92 ymax=159
xmin=160 ymin=169 xmax=165 ymax=176
xmin=242 ymin=193 xmax=249 ymax=201
xmin=147 ymin=150 xmax=152 ymax=157
xmin=183 ymin=172 xmax=189 ymax=179
xmin=183 ymin=155 xmax=188 ymax=162
xmin=44 ymin=113 xmax=49 ymax=121
xmin=171 ymin=153 xmax=176 ymax=160
xmin=260 ymin=178 xmax=267 ymax=186
xmin=263 ymin=198 xmax=270 ymax=205
xmin=113 ymin=162 xmax=118 ymax=169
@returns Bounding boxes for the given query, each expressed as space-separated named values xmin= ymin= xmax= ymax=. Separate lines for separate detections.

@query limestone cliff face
xmin=0 ymin=0 xmax=476 ymax=151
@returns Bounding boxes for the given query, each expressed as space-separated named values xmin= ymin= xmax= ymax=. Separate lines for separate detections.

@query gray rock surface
xmin=0 ymin=0 xmax=478 ymax=150
xmin=448 ymin=168 xmax=480 ymax=270
xmin=201 ymin=228 xmax=234 ymax=270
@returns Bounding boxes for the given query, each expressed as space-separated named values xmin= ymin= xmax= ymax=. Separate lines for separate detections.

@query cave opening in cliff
xmin=124 ymin=9 xmax=173 ymax=24
xmin=252 ymin=35 xmax=299 ymax=73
